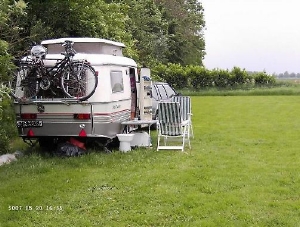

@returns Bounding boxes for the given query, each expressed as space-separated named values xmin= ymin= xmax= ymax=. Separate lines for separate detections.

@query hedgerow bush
xmin=210 ymin=69 xmax=231 ymax=88
xmin=0 ymin=41 xmax=14 ymax=82
xmin=230 ymin=67 xmax=251 ymax=86
xmin=0 ymin=96 xmax=16 ymax=154
xmin=153 ymin=63 xmax=188 ymax=89
xmin=152 ymin=64 xmax=275 ymax=89
xmin=0 ymin=40 xmax=16 ymax=153
xmin=254 ymin=71 xmax=276 ymax=86
xmin=187 ymin=65 xmax=213 ymax=89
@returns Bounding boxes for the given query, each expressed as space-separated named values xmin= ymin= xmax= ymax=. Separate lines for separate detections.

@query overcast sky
xmin=201 ymin=0 xmax=300 ymax=74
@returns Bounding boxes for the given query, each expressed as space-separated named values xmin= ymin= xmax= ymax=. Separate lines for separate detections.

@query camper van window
xmin=110 ymin=71 xmax=124 ymax=93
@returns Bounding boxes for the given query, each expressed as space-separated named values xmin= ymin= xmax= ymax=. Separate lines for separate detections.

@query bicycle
xmin=9 ymin=40 xmax=98 ymax=101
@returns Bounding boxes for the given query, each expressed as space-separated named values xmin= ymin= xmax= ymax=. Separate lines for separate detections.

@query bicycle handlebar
xmin=61 ymin=40 xmax=76 ymax=57
xmin=62 ymin=40 xmax=74 ymax=47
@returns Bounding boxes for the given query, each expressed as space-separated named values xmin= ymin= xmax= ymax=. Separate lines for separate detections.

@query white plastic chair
xmin=156 ymin=101 xmax=191 ymax=151
xmin=171 ymin=96 xmax=194 ymax=138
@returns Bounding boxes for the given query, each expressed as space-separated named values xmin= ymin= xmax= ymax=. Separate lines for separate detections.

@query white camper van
xmin=13 ymin=37 xmax=152 ymax=148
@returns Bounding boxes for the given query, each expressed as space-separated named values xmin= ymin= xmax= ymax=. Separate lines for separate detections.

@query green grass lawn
xmin=2 ymin=96 xmax=300 ymax=226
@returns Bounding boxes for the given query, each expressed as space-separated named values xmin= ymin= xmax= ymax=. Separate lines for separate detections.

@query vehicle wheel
xmin=38 ymin=137 xmax=57 ymax=151
xmin=61 ymin=62 xmax=98 ymax=101
xmin=8 ymin=65 xmax=39 ymax=101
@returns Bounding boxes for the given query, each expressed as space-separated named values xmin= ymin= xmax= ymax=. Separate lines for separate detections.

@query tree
xmin=0 ymin=0 xmax=27 ymax=82
xmin=20 ymin=0 xmax=137 ymax=59
xmin=120 ymin=0 xmax=169 ymax=66
xmin=0 ymin=0 xmax=27 ymax=56
xmin=0 ymin=0 xmax=26 ymax=152
xmin=155 ymin=0 xmax=205 ymax=65
xmin=4 ymin=0 xmax=206 ymax=66
xmin=100 ymin=0 xmax=206 ymax=66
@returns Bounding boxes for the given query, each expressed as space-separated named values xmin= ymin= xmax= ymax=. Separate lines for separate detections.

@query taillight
xmin=95 ymin=71 xmax=98 ymax=76
xmin=21 ymin=113 xmax=37 ymax=119
xmin=27 ymin=129 xmax=35 ymax=137
xmin=73 ymin=114 xmax=91 ymax=120
xmin=79 ymin=129 xmax=87 ymax=137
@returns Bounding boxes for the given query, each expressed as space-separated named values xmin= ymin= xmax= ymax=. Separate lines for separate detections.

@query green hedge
xmin=151 ymin=63 xmax=188 ymax=89
xmin=152 ymin=64 xmax=275 ymax=89
xmin=254 ymin=72 xmax=276 ymax=85
xmin=0 ymin=40 xmax=16 ymax=153
xmin=0 ymin=97 xmax=17 ymax=154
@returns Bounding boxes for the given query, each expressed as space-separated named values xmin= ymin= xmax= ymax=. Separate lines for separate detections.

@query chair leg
xmin=185 ymin=126 xmax=191 ymax=149
xmin=190 ymin=123 xmax=194 ymax=138
xmin=187 ymin=124 xmax=190 ymax=139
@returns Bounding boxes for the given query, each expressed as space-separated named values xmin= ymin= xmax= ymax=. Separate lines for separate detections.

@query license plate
xmin=17 ymin=120 xmax=43 ymax=128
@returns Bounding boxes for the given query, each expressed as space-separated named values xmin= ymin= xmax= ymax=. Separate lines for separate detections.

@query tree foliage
xmin=123 ymin=0 xmax=169 ymax=66
xmin=1 ymin=0 xmax=206 ymax=66
xmin=26 ymin=0 xmax=127 ymax=38
xmin=0 ymin=0 xmax=26 ymax=151
xmin=0 ymin=0 xmax=27 ymax=56
xmin=0 ymin=0 xmax=25 ymax=82
xmin=155 ymin=0 xmax=205 ymax=65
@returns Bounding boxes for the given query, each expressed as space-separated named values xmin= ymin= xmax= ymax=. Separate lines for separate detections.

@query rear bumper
xmin=18 ymin=121 xmax=124 ymax=139
xmin=15 ymin=101 xmax=130 ymax=139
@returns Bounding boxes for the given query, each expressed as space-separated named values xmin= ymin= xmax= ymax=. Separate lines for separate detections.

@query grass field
xmin=1 ymin=96 xmax=300 ymax=226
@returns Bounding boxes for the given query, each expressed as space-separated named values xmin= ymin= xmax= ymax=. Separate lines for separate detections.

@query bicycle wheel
xmin=60 ymin=62 xmax=98 ymax=101
xmin=8 ymin=65 xmax=39 ymax=101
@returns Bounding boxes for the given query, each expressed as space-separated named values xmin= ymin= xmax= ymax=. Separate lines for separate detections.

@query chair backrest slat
xmin=171 ymin=96 xmax=191 ymax=121
xmin=158 ymin=102 xmax=182 ymax=136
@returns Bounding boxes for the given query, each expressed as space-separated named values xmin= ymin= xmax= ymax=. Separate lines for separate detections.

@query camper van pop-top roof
xmin=41 ymin=37 xmax=125 ymax=56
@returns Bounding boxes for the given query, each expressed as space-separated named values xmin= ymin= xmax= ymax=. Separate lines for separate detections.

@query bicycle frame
xmin=34 ymin=55 xmax=72 ymax=78
xmin=24 ymin=53 xmax=75 ymax=98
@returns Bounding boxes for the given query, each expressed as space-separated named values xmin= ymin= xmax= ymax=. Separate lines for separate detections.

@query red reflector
xmin=27 ymin=129 xmax=34 ymax=137
xmin=21 ymin=113 xmax=37 ymax=119
xmin=79 ymin=129 xmax=87 ymax=137
xmin=74 ymin=114 xmax=91 ymax=120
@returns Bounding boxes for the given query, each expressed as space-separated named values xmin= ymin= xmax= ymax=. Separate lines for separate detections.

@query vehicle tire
xmin=38 ymin=137 xmax=57 ymax=151
xmin=60 ymin=62 xmax=98 ymax=101
xmin=8 ymin=65 xmax=39 ymax=101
